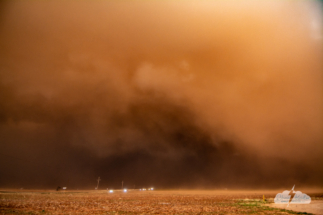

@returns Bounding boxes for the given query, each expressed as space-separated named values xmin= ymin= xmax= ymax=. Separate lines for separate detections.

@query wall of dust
xmin=0 ymin=1 xmax=322 ymax=189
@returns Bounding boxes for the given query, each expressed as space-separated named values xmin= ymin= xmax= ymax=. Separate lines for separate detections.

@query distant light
xmin=124 ymin=189 xmax=127 ymax=192
xmin=109 ymin=190 xmax=114 ymax=193
xmin=143 ymin=188 xmax=146 ymax=191
xmin=151 ymin=188 xmax=154 ymax=190
xmin=139 ymin=189 xmax=141 ymax=191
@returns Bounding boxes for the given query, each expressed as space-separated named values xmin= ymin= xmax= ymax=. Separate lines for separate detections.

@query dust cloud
xmin=0 ymin=1 xmax=322 ymax=189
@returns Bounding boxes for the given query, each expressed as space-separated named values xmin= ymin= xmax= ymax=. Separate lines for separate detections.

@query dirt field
xmin=1 ymin=189 xmax=322 ymax=214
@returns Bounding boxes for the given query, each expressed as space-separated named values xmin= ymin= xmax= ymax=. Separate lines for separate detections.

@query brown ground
xmin=0 ymin=189 xmax=322 ymax=214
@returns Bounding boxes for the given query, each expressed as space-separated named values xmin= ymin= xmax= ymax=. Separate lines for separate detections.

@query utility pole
xmin=96 ymin=177 xmax=101 ymax=190
xmin=122 ymin=181 xmax=124 ymax=189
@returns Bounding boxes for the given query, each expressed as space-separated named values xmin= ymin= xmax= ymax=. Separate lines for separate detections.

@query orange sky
xmin=0 ymin=1 xmax=322 ymax=189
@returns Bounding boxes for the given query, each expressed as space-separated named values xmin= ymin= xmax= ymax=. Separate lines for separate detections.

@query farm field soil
xmin=0 ymin=189 xmax=322 ymax=214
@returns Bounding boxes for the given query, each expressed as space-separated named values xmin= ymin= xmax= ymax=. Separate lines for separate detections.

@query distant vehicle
xmin=56 ymin=186 xmax=67 ymax=191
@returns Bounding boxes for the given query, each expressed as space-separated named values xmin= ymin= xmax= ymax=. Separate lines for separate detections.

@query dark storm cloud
xmin=0 ymin=1 xmax=322 ymax=189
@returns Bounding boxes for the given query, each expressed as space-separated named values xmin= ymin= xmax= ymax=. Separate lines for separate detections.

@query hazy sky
xmin=0 ymin=1 xmax=322 ymax=189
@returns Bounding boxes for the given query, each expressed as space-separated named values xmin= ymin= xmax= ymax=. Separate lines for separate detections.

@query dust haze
xmin=0 ymin=1 xmax=322 ymax=189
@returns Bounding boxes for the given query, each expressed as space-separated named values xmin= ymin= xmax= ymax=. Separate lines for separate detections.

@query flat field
xmin=0 ymin=189 xmax=322 ymax=214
